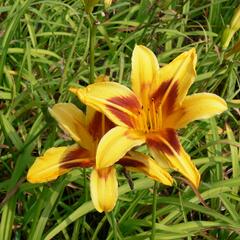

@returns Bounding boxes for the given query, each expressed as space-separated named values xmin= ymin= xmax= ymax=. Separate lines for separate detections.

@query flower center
xmin=136 ymin=98 xmax=162 ymax=132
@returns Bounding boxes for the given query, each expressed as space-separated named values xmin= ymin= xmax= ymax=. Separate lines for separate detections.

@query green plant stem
xmin=89 ymin=15 xmax=96 ymax=84
xmin=60 ymin=14 xmax=84 ymax=94
xmin=151 ymin=181 xmax=158 ymax=240
xmin=111 ymin=211 xmax=118 ymax=240
xmin=81 ymin=169 xmax=88 ymax=238
xmin=106 ymin=212 xmax=118 ymax=240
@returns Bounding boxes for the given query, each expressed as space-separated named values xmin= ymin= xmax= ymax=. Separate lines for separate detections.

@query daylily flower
xmin=27 ymin=76 xmax=172 ymax=213
xmin=70 ymin=46 xmax=227 ymax=188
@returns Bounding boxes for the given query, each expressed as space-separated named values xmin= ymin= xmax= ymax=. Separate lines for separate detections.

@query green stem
xmin=81 ymin=169 xmax=88 ymax=238
xmin=111 ymin=211 xmax=118 ymax=240
xmin=89 ymin=15 xmax=96 ymax=84
xmin=151 ymin=181 xmax=158 ymax=240
xmin=60 ymin=15 xmax=84 ymax=94
xmin=106 ymin=212 xmax=118 ymax=240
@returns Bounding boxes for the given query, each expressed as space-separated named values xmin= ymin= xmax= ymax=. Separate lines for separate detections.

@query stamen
xmin=135 ymin=111 xmax=144 ymax=130
xmin=148 ymin=107 xmax=153 ymax=130
xmin=158 ymin=104 xmax=163 ymax=129
xmin=141 ymin=107 xmax=149 ymax=132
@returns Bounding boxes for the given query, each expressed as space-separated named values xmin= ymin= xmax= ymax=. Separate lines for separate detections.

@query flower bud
xmin=104 ymin=0 xmax=112 ymax=8
xmin=84 ymin=0 xmax=99 ymax=14
xmin=221 ymin=6 xmax=240 ymax=49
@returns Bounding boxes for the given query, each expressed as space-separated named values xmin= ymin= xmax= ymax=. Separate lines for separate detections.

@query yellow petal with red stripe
xmin=131 ymin=45 xmax=159 ymax=107
xmin=90 ymin=167 xmax=118 ymax=212
xmin=27 ymin=145 xmax=93 ymax=183
xmin=49 ymin=103 xmax=94 ymax=150
xmin=86 ymin=109 xmax=115 ymax=141
xmin=96 ymin=126 xmax=145 ymax=169
xmin=70 ymin=82 xmax=141 ymax=128
xmin=165 ymin=93 xmax=228 ymax=129
xmin=151 ymin=48 xmax=197 ymax=117
xmin=120 ymin=151 xmax=173 ymax=186
xmin=147 ymin=129 xmax=200 ymax=188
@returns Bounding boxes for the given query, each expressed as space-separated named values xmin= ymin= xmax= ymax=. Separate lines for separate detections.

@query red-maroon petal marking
xmin=88 ymin=111 xmax=115 ymax=141
xmin=118 ymin=158 xmax=145 ymax=168
xmin=146 ymin=129 xmax=180 ymax=155
xmin=163 ymin=81 xmax=178 ymax=115
xmin=88 ymin=111 xmax=102 ymax=140
xmin=109 ymin=95 xmax=141 ymax=110
xmin=151 ymin=80 xmax=179 ymax=115
xmin=107 ymin=106 xmax=134 ymax=127
xmin=104 ymin=116 xmax=116 ymax=133
xmin=97 ymin=167 xmax=112 ymax=179
xmin=106 ymin=95 xmax=141 ymax=128
xmin=61 ymin=147 xmax=94 ymax=169
xmin=152 ymin=80 xmax=171 ymax=107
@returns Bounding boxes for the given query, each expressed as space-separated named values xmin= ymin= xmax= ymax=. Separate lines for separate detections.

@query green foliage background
xmin=0 ymin=0 xmax=239 ymax=239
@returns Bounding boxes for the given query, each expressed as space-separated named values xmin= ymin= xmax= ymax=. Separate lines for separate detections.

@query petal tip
xmin=187 ymin=165 xmax=201 ymax=189
xmin=222 ymin=100 xmax=228 ymax=110
xmin=26 ymin=172 xmax=35 ymax=183
xmin=69 ymin=87 xmax=78 ymax=94
xmin=193 ymin=172 xmax=201 ymax=189
xmin=189 ymin=48 xmax=197 ymax=65
xmin=27 ymin=169 xmax=45 ymax=184
xmin=90 ymin=167 xmax=118 ymax=213
xmin=189 ymin=47 xmax=196 ymax=54
xmin=166 ymin=176 xmax=174 ymax=186
xmin=69 ymin=87 xmax=85 ymax=102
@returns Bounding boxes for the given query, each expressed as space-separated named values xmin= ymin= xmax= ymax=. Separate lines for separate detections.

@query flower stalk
xmin=111 ymin=211 xmax=118 ymax=240
xmin=89 ymin=16 xmax=96 ymax=84
xmin=151 ymin=181 xmax=158 ymax=240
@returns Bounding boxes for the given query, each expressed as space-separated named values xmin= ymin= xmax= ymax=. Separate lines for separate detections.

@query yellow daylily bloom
xmin=27 ymin=76 xmax=172 ymax=212
xmin=70 ymin=46 xmax=227 ymax=188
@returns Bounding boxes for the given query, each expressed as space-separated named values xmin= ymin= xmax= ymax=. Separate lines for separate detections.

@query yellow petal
xmin=131 ymin=45 xmax=159 ymax=107
xmin=151 ymin=48 xmax=197 ymax=117
xmin=148 ymin=147 xmax=172 ymax=169
xmin=96 ymin=126 xmax=145 ymax=168
xmin=90 ymin=167 xmax=118 ymax=212
xmin=147 ymin=129 xmax=200 ymax=188
xmin=49 ymin=103 xmax=94 ymax=150
xmin=70 ymin=82 xmax=141 ymax=128
xmin=165 ymin=93 xmax=228 ymax=129
xmin=104 ymin=0 xmax=112 ymax=8
xmin=120 ymin=151 xmax=173 ymax=186
xmin=85 ymin=75 xmax=113 ymax=139
xmin=27 ymin=145 xmax=93 ymax=183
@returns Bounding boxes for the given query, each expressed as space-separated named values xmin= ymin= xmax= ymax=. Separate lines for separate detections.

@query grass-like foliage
xmin=0 ymin=0 xmax=240 ymax=239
